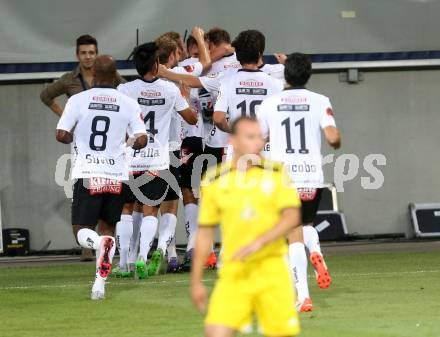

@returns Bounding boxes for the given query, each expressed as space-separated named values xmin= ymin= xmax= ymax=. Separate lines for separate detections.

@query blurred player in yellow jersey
xmin=191 ymin=116 xmax=301 ymax=337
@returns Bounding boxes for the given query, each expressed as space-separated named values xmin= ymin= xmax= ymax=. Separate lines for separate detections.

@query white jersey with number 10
xmin=257 ymin=88 xmax=337 ymax=188
xmin=214 ymin=69 xmax=284 ymax=123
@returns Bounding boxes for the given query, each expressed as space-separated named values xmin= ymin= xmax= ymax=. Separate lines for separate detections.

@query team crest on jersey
xmin=184 ymin=65 xmax=195 ymax=73
xmin=326 ymin=107 xmax=334 ymax=116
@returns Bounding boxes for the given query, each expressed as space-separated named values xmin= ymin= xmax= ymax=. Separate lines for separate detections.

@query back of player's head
xmin=133 ymin=42 xmax=159 ymax=77
xmin=155 ymin=36 xmax=178 ymax=65
xmin=231 ymin=116 xmax=259 ymax=135
xmin=76 ymin=34 xmax=98 ymax=54
xmin=206 ymin=27 xmax=231 ymax=46
xmin=232 ymin=30 xmax=265 ymax=65
xmin=94 ymin=55 xmax=116 ymax=82
xmin=159 ymin=31 xmax=184 ymax=53
xmin=284 ymin=53 xmax=312 ymax=87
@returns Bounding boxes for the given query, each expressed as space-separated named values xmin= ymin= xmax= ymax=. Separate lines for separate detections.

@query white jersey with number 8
xmin=257 ymin=88 xmax=336 ymax=188
xmin=56 ymin=87 xmax=146 ymax=181
xmin=117 ymin=78 xmax=189 ymax=171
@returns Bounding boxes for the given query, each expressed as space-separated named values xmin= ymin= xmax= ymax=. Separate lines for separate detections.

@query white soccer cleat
xmin=91 ymin=277 xmax=105 ymax=300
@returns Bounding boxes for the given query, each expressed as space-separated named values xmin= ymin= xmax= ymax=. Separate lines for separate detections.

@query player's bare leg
xmin=76 ymin=222 xmax=116 ymax=300
xmin=205 ymin=325 xmax=235 ymax=337
xmin=158 ymin=200 xmax=178 ymax=273
xmin=303 ymin=223 xmax=331 ymax=289
xmin=287 ymin=226 xmax=312 ymax=312
xmin=114 ymin=203 xmax=134 ymax=277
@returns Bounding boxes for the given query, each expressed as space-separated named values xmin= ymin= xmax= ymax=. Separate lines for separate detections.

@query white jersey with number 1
xmin=117 ymin=78 xmax=189 ymax=171
xmin=56 ymin=87 xmax=146 ymax=181
xmin=257 ymin=88 xmax=337 ymax=188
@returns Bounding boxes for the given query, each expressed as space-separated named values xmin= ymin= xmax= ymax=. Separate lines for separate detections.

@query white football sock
xmin=158 ymin=213 xmax=177 ymax=252
xmin=115 ymin=214 xmax=133 ymax=269
xmin=288 ymin=242 xmax=310 ymax=303
xmin=139 ymin=216 xmax=158 ymax=261
xmin=77 ymin=228 xmax=100 ymax=250
xmin=303 ymin=225 xmax=322 ymax=255
xmin=184 ymin=203 xmax=199 ymax=251
xmin=167 ymin=237 xmax=178 ymax=259
xmin=129 ymin=211 xmax=142 ymax=264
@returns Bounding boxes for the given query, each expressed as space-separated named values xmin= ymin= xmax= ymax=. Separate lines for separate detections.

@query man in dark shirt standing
xmin=40 ymin=34 xmax=125 ymax=260
xmin=40 ymin=34 xmax=125 ymax=116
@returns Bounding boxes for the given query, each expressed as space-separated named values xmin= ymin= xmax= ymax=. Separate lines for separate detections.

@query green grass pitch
xmin=0 ymin=251 xmax=439 ymax=337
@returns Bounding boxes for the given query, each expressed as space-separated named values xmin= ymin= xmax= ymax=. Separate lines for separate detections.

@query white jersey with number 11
xmin=257 ymin=88 xmax=336 ymax=188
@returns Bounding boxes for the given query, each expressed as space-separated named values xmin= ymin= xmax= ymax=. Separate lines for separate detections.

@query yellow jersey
xmin=198 ymin=159 xmax=301 ymax=275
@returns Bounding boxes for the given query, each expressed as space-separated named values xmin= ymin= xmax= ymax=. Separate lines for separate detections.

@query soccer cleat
xmin=167 ymin=257 xmax=180 ymax=273
xmin=147 ymin=249 xmax=165 ymax=276
xmin=97 ymin=237 xmax=114 ymax=279
xmin=310 ymin=252 xmax=332 ymax=289
xmin=205 ymin=252 xmax=217 ymax=269
xmin=180 ymin=248 xmax=193 ymax=272
xmin=298 ymin=298 xmax=313 ymax=312
xmin=135 ymin=260 xmax=148 ymax=280
xmin=91 ymin=277 xmax=105 ymax=300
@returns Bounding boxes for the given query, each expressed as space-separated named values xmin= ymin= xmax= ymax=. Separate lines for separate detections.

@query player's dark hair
xmin=76 ymin=34 xmax=98 ymax=54
xmin=186 ymin=36 xmax=197 ymax=52
xmin=284 ymin=53 xmax=312 ymax=87
xmin=133 ymin=42 xmax=159 ymax=77
xmin=155 ymin=36 xmax=178 ymax=64
xmin=231 ymin=116 xmax=259 ymax=135
xmin=206 ymin=27 xmax=231 ymax=46
xmin=232 ymin=30 xmax=265 ymax=65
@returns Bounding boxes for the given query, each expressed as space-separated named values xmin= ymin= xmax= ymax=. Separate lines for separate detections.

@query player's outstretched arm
xmin=232 ymin=207 xmax=300 ymax=261
xmin=213 ymin=111 xmax=230 ymax=133
xmin=324 ymin=126 xmax=341 ymax=149
xmin=158 ymin=65 xmax=203 ymax=89
xmin=55 ymin=129 xmax=73 ymax=144
xmin=191 ymin=227 xmax=216 ymax=313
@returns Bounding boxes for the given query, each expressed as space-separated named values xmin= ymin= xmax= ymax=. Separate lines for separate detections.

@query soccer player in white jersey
xmin=212 ymin=30 xmax=284 ymax=134
xmin=55 ymin=56 xmax=148 ymax=299
xmin=257 ymin=53 xmax=341 ymax=312
xmin=117 ymin=42 xmax=197 ymax=279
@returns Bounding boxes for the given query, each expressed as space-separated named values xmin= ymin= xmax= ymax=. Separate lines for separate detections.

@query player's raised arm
xmin=191 ymin=26 xmax=211 ymax=73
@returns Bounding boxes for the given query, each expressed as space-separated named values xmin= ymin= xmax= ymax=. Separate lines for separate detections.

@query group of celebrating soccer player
xmin=42 ymin=25 xmax=341 ymax=337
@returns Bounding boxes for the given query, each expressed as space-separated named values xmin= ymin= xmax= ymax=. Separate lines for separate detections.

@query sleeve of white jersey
xmin=256 ymin=98 xmax=270 ymax=138
xmin=129 ymin=102 xmax=147 ymax=135
xmin=199 ymin=75 xmax=221 ymax=94
xmin=319 ymin=97 xmax=337 ymax=129
xmin=56 ymin=97 xmax=78 ymax=131
xmin=117 ymin=83 xmax=129 ymax=96
xmin=171 ymin=62 xmax=203 ymax=76
xmin=173 ymin=86 xmax=190 ymax=112
xmin=213 ymin=81 xmax=229 ymax=112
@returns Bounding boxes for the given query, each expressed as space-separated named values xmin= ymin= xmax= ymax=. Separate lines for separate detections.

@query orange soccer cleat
xmin=310 ymin=252 xmax=332 ymax=289
xmin=298 ymin=298 xmax=313 ymax=312
xmin=205 ymin=252 xmax=217 ymax=269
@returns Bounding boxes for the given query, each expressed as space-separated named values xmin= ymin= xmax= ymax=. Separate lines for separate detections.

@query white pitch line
xmin=0 ymin=269 xmax=439 ymax=291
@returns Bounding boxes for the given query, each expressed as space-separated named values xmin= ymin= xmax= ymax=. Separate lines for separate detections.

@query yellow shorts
xmin=205 ymin=257 xmax=300 ymax=336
